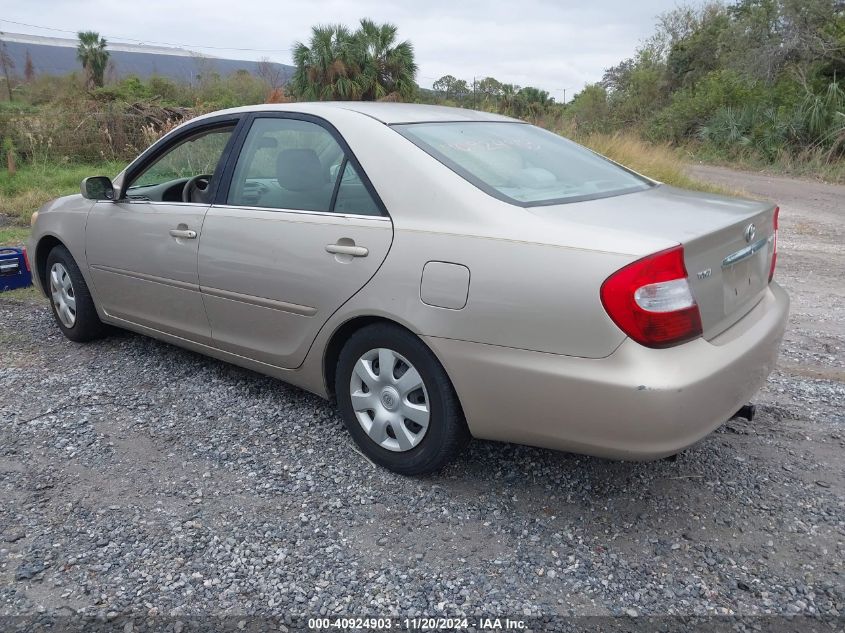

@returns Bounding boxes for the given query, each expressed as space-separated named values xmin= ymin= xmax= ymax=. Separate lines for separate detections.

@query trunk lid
xmin=530 ymin=185 xmax=776 ymax=339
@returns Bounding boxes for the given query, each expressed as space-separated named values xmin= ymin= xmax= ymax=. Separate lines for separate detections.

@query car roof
xmin=316 ymin=102 xmax=518 ymax=124
xmin=196 ymin=102 xmax=519 ymax=125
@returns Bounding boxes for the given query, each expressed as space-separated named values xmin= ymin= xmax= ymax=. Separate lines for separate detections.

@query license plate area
xmin=722 ymin=237 xmax=771 ymax=313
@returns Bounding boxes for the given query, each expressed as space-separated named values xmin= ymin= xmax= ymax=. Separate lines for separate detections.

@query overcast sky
xmin=3 ymin=0 xmax=683 ymax=100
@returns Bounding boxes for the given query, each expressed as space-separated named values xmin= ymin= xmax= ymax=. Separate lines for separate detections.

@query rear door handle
xmin=325 ymin=244 xmax=368 ymax=257
xmin=169 ymin=229 xmax=197 ymax=239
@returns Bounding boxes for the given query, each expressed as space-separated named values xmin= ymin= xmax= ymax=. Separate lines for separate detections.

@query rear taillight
xmin=600 ymin=245 xmax=703 ymax=349
xmin=769 ymin=206 xmax=779 ymax=283
xmin=22 ymin=246 xmax=30 ymax=272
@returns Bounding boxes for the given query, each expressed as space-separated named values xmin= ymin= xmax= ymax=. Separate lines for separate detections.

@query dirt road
xmin=0 ymin=165 xmax=843 ymax=625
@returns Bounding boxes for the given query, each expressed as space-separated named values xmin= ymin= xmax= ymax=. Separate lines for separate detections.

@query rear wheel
xmin=45 ymin=245 xmax=108 ymax=342
xmin=335 ymin=323 xmax=469 ymax=475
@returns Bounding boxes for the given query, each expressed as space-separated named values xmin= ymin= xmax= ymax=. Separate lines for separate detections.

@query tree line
xmin=424 ymin=75 xmax=555 ymax=118
xmin=2 ymin=3 xmax=844 ymax=169
xmin=567 ymin=0 xmax=845 ymax=162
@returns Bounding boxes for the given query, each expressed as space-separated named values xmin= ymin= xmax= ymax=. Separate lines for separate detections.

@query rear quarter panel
xmin=348 ymin=229 xmax=633 ymax=358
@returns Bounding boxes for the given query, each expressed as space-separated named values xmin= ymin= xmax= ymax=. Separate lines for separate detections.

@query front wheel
xmin=45 ymin=245 xmax=109 ymax=342
xmin=335 ymin=324 xmax=469 ymax=475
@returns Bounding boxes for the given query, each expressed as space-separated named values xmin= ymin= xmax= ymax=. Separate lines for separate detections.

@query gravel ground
xmin=1 ymin=166 xmax=843 ymax=627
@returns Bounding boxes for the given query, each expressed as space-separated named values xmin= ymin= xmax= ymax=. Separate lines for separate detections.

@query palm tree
xmin=290 ymin=25 xmax=361 ymax=100
xmin=76 ymin=31 xmax=109 ymax=88
xmin=355 ymin=19 xmax=417 ymax=101
xmin=515 ymin=86 xmax=553 ymax=119
xmin=290 ymin=20 xmax=417 ymax=102
xmin=499 ymin=84 xmax=518 ymax=116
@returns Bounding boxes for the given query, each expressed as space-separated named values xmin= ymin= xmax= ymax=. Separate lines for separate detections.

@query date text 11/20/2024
xmin=308 ymin=617 xmax=527 ymax=630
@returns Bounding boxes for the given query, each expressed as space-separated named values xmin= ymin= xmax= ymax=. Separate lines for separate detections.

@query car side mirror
xmin=81 ymin=176 xmax=115 ymax=201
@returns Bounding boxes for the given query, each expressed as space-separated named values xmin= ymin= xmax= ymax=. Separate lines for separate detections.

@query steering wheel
xmin=182 ymin=174 xmax=213 ymax=203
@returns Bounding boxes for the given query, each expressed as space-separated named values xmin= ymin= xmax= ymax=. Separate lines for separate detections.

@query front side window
xmin=394 ymin=122 xmax=652 ymax=206
xmin=227 ymin=117 xmax=381 ymax=215
xmin=129 ymin=126 xmax=234 ymax=191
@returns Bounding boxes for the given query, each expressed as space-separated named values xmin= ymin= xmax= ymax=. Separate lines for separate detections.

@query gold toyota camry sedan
xmin=28 ymin=103 xmax=789 ymax=474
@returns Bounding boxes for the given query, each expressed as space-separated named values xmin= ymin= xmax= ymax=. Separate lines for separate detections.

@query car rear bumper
xmin=423 ymin=282 xmax=789 ymax=459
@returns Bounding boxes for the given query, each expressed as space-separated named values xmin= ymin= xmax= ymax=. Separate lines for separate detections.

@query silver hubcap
xmin=49 ymin=263 xmax=77 ymax=328
xmin=349 ymin=348 xmax=430 ymax=452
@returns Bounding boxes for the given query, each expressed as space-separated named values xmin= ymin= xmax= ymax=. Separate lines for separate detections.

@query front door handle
xmin=325 ymin=243 xmax=368 ymax=257
xmin=169 ymin=228 xmax=197 ymax=239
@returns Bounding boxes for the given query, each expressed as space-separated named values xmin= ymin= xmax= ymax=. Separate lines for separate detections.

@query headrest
xmin=276 ymin=149 xmax=326 ymax=192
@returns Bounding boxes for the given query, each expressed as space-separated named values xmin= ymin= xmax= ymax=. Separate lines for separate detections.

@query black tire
xmin=45 ymin=245 xmax=109 ymax=342
xmin=335 ymin=323 xmax=470 ymax=475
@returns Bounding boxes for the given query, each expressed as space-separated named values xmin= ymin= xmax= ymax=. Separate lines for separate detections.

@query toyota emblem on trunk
xmin=744 ymin=223 xmax=757 ymax=243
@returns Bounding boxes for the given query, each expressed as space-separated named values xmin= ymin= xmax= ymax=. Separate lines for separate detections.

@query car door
xmin=86 ymin=119 xmax=239 ymax=343
xmin=198 ymin=113 xmax=393 ymax=368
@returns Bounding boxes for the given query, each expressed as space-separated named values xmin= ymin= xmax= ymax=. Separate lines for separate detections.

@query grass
xmin=0 ymin=226 xmax=31 ymax=246
xmin=574 ymin=132 xmax=740 ymax=195
xmin=0 ymin=161 xmax=124 ymax=226
xmin=0 ymin=285 xmax=41 ymax=303
xmin=681 ymin=143 xmax=845 ymax=184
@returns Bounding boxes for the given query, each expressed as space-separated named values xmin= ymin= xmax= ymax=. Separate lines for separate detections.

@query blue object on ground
xmin=0 ymin=247 xmax=33 ymax=291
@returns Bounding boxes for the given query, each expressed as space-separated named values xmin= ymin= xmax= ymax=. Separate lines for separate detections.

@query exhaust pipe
xmin=734 ymin=403 xmax=756 ymax=421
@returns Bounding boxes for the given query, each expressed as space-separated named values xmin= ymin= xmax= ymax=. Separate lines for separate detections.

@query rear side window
xmin=227 ymin=117 xmax=381 ymax=215
xmin=394 ymin=122 xmax=652 ymax=207
xmin=333 ymin=163 xmax=381 ymax=215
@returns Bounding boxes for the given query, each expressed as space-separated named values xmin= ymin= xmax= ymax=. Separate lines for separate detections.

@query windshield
xmin=394 ymin=122 xmax=652 ymax=206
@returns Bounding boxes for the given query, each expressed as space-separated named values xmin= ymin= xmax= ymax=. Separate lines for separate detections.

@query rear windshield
xmin=394 ymin=122 xmax=652 ymax=206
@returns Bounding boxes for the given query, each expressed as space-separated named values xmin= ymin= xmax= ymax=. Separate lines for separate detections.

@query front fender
xmin=29 ymin=195 xmax=95 ymax=298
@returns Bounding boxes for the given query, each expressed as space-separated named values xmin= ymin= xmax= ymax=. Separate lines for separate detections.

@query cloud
xmin=5 ymin=0 xmax=677 ymax=98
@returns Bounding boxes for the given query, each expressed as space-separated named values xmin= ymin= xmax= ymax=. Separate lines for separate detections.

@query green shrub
xmin=147 ymin=76 xmax=189 ymax=105
xmin=699 ymin=80 xmax=845 ymax=162
xmin=649 ymin=70 xmax=760 ymax=142
xmin=567 ymin=84 xmax=610 ymax=135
